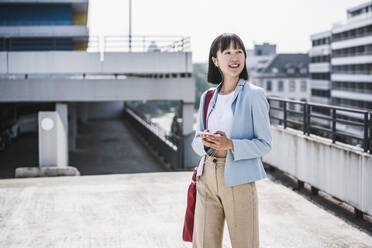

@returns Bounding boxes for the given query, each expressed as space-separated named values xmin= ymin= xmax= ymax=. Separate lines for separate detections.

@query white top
xmin=207 ymin=89 xmax=235 ymax=138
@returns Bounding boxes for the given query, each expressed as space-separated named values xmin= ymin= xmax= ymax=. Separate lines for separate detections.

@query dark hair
xmin=207 ymin=33 xmax=249 ymax=84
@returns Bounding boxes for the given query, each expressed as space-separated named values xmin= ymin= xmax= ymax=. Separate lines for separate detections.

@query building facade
xmin=245 ymin=42 xmax=276 ymax=72
xmin=331 ymin=1 xmax=372 ymax=118
xmin=310 ymin=1 xmax=372 ymax=120
xmin=251 ymin=53 xmax=310 ymax=125
xmin=0 ymin=0 xmax=89 ymax=51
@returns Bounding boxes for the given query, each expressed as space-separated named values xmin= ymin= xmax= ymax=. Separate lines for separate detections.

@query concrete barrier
xmin=15 ymin=166 xmax=80 ymax=178
xmin=263 ymin=126 xmax=372 ymax=216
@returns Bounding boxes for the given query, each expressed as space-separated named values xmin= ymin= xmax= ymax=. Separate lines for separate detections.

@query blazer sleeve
xmin=229 ymin=88 xmax=272 ymax=161
xmin=191 ymin=92 xmax=208 ymax=157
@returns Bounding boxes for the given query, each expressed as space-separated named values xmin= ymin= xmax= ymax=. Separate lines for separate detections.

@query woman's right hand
xmin=200 ymin=129 xmax=215 ymax=148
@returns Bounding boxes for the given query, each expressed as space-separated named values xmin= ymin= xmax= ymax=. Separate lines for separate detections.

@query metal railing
xmin=267 ymin=97 xmax=372 ymax=153
xmin=332 ymin=31 xmax=372 ymax=42
xmin=332 ymin=86 xmax=372 ymax=94
xmin=103 ymin=35 xmax=190 ymax=52
xmin=332 ymin=50 xmax=372 ymax=58
xmin=0 ymin=35 xmax=191 ymax=53
xmin=332 ymin=70 xmax=372 ymax=75
xmin=123 ymin=104 xmax=184 ymax=169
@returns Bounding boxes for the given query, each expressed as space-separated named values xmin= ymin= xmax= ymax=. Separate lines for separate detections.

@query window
xmin=278 ymin=80 xmax=284 ymax=92
xmin=300 ymin=68 xmax=307 ymax=74
xmin=311 ymin=89 xmax=330 ymax=97
xmin=266 ymin=80 xmax=272 ymax=91
xmin=289 ymin=80 xmax=295 ymax=92
xmin=271 ymin=67 xmax=278 ymax=73
xmin=287 ymin=68 xmax=295 ymax=74
xmin=301 ymin=80 xmax=307 ymax=92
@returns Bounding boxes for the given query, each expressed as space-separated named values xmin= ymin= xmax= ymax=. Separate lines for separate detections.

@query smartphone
xmin=196 ymin=131 xmax=218 ymax=136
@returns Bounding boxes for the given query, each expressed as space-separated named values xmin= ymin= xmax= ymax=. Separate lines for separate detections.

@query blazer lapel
xmin=231 ymin=79 xmax=246 ymax=114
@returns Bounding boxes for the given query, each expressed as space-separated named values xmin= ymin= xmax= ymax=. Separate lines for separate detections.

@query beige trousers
xmin=192 ymin=155 xmax=259 ymax=248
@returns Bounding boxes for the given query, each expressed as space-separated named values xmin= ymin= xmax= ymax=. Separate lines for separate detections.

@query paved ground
xmin=0 ymin=172 xmax=371 ymax=248
xmin=0 ymin=117 xmax=371 ymax=247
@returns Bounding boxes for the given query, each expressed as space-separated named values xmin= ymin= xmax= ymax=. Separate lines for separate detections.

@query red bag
xmin=182 ymin=89 xmax=214 ymax=242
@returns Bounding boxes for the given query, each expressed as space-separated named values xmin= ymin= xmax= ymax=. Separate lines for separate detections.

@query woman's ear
xmin=212 ymin=57 xmax=218 ymax=67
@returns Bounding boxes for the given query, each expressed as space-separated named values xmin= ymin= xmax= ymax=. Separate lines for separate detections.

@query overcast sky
xmin=88 ymin=0 xmax=364 ymax=63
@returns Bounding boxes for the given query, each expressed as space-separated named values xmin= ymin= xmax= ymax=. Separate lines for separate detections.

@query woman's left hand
xmin=204 ymin=131 xmax=234 ymax=151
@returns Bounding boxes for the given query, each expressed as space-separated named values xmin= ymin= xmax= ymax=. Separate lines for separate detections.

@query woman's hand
xmin=201 ymin=130 xmax=234 ymax=151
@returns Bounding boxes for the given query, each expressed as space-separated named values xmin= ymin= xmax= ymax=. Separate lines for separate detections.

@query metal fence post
xmin=369 ymin=111 xmax=372 ymax=154
xmin=363 ymin=112 xmax=369 ymax=152
xmin=283 ymin=101 xmax=287 ymax=129
xmin=332 ymin=108 xmax=336 ymax=144
xmin=303 ymin=102 xmax=307 ymax=135
xmin=307 ymin=104 xmax=311 ymax=136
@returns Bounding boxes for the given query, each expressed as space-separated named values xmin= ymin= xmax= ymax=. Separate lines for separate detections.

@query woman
xmin=191 ymin=33 xmax=272 ymax=248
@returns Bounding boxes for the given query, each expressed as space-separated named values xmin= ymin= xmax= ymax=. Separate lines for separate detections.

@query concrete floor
xmin=0 ymin=117 xmax=371 ymax=247
xmin=0 ymin=172 xmax=372 ymax=248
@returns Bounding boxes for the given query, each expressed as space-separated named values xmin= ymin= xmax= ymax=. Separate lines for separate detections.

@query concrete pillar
xmin=181 ymin=101 xmax=198 ymax=168
xmin=181 ymin=101 xmax=194 ymax=136
xmin=16 ymin=103 xmax=80 ymax=178
xmin=68 ymin=103 xmax=77 ymax=151
xmin=38 ymin=103 xmax=68 ymax=167
xmin=77 ymin=102 xmax=89 ymax=124
xmin=55 ymin=103 xmax=69 ymax=165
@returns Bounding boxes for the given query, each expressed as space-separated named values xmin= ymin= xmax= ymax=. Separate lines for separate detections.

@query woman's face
xmin=212 ymin=41 xmax=245 ymax=80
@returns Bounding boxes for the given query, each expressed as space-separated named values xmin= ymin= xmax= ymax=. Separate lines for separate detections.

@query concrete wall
xmin=263 ymin=126 xmax=372 ymax=216
xmin=0 ymin=51 xmax=192 ymax=74
xmin=0 ymin=77 xmax=195 ymax=103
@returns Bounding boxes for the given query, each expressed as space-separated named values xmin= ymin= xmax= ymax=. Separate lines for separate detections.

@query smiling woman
xmin=189 ymin=33 xmax=272 ymax=248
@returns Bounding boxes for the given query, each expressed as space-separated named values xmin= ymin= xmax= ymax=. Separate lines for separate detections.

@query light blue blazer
xmin=192 ymin=78 xmax=272 ymax=187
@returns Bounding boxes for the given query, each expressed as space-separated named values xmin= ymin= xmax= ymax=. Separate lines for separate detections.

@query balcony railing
xmin=332 ymin=70 xmax=372 ymax=75
xmin=0 ymin=35 xmax=191 ymax=53
xmin=103 ymin=35 xmax=190 ymax=52
xmin=332 ymin=31 xmax=372 ymax=42
xmin=267 ymin=97 xmax=372 ymax=153
xmin=332 ymin=86 xmax=372 ymax=94
xmin=332 ymin=50 xmax=372 ymax=58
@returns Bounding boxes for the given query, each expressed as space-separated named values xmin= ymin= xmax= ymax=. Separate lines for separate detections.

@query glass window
xmin=278 ymin=80 xmax=284 ymax=92
xmin=266 ymin=80 xmax=272 ymax=91
xmin=289 ymin=80 xmax=295 ymax=92
xmin=301 ymin=80 xmax=307 ymax=92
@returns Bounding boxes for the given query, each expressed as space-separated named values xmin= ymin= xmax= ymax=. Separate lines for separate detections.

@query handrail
xmin=267 ymin=96 xmax=371 ymax=153
xmin=123 ymin=104 xmax=184 ymax=169
xmin=0 ymin=35 xmax=191 ymax=53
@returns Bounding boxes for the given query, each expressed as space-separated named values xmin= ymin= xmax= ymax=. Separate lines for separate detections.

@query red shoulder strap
xmin=203 ymin=89 xmax=215 ymax=130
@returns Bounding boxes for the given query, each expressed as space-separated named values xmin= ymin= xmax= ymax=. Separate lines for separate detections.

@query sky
xmin=87 ymin=0 xmax=365 ymax=63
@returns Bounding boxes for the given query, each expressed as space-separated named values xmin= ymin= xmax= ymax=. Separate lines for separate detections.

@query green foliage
xmin=193 ymin=63 xmax=211 ymax=109
xmin=171 ymin=111 xmax=182 ymax=136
